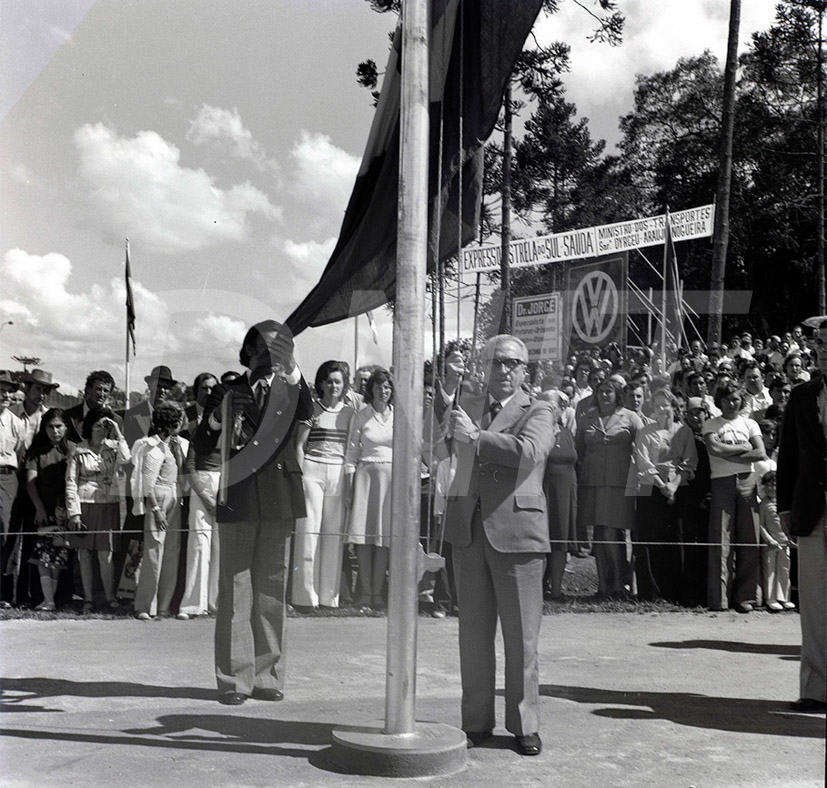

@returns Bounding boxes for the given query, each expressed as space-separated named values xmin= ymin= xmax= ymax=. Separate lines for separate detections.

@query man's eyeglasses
xmin=486 ymin=357 xmax=525 ymax=371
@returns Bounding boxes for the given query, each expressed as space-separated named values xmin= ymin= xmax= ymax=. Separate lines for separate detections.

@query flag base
xmin=331 ymin=722 xmax=467 ymax=777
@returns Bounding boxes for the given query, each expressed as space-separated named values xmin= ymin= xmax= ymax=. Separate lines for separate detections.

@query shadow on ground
xmin=541 ymin=683 xmax=824 ymax=738
xmin=1 ymin=715 xmax=336 ymax=760
xmin=650 ymin=639 xmax=799 ymax=657
xmin=0 ymin=677 xmax=215 ymax=712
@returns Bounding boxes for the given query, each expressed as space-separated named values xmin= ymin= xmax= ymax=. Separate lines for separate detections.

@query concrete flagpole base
xmin=331 ymin=722 xmax=467 ymax=778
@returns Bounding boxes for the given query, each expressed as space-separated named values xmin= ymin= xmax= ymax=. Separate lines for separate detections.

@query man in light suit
xmin=193 ymin=320 xmax=312 ymax=706
xmin=437 ymin=335 xmax=555 ymax=756
xmin=777 ymin=317 xmax=827 ymax=714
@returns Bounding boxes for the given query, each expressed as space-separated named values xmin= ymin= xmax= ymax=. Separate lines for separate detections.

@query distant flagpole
xmin=124 ymin=238 xmax=137 ymax=405
xmin=661 ymin=211 xmax=669 ymax=373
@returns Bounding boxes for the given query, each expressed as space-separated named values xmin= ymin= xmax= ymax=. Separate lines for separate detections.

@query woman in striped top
xmin=291 ymin=361 xmax=357 ymax=610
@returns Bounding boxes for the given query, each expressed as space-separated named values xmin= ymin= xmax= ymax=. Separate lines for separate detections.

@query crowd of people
xmin=0 ymin=325 xmax=819 ymax=618
xmin=1 ymin=317 xmax=824 ymax=726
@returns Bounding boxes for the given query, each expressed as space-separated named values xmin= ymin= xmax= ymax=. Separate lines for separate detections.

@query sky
xmin=0 ymin=0 xmax=779 ymax=395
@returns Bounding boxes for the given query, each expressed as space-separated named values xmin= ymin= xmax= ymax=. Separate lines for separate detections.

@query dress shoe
xmin=464 ymin=730 xmax=493 ymax=748
xmin=782 ymin=601 xmax=797 ymax=611
xmin=135 ymin=611 xmax=152 ymax=621
xmin=218 ymin=692 xmax=246 ymax=706
xmin=251 ymin=688 xmax=284 ymax=702
xmin=789 ymin=698 xmax=826 ymax=713
xmin=734 ymin=602 xmax=754 ymax=614
xmin=765 ymin=601 xmax=783 ymax=613
xmin=514 ymin=732 xmax=542 ymax=756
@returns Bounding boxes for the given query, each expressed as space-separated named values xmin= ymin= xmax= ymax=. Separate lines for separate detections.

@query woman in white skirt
xmin=344 ymin=368 xmax=393 ymax=612
xmin=292 ymin=361 xmax=356 ymax=610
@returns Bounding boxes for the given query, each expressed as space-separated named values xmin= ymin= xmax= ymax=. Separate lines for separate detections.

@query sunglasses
xmin=485 ymin=357 xmax=525 ymax=371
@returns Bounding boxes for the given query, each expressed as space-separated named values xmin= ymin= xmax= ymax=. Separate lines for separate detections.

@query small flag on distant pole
xmin=125 ymin=239 xmax=137 ymax=356
xmin=366 ymin=310 xmax=379 ymax=344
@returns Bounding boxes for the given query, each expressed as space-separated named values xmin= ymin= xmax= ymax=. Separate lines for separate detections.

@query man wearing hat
xmin=118 ymin=365 xmax=179 ymax=603
xmin=0 ymin=372 xmax=24 ymax=606
xmin=193 ymin=320 xmax=312 ymax=706
xmin=122 ymin=365 xmax=178 ymax=448
xmin=11 ymin=369 xmax=59 ymax=449
xmin=777 ymin=317 xmax=827 ymax=714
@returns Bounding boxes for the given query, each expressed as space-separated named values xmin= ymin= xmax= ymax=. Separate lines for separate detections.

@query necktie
xmin=256 ymin=381 xmax=270 ymax=411
xmin=489 ymin=400 xmax=502 ymax=420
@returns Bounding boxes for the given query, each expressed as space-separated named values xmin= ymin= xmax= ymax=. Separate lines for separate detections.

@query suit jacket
xmin=120 ymin=400 xmax=154 ymax=449
xmin=192 ymin=372 xmax=313 ymax=523
xmin=64 ymin=402 xmax=85 ymax=444
xmin=777 ymin=376 xmax=827 ymax=537
xmin=65 ymin=402 xmax=123 ymax=445
xmin=437 ymin=387 xmax=555 ymax=553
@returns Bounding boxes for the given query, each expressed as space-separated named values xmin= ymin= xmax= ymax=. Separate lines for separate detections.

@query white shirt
xmin=0 ymin=409 xmax=24 ymax=469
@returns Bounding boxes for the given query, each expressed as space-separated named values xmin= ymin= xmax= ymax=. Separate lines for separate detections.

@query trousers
xmin=179 ymin=470 xmax=220 ymax=616
xmin=453 ymin=510 xmax=545 ymax=736
xmin=291 ymin=459 xmax=345 ymax=608
xmin=215 ymin=519 xmax=291 ymax=695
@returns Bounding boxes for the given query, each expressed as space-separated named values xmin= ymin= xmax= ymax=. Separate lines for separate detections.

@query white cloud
xmin=1 ymin=248 xmax=176 ymax=390
xmin=189 ymin=313 xmax=247 ymax=353
xmin=534 ymin=0 xmax=779 ymax=148
xmin=288 ymin=131 xmax=359 ymax=236
xmin=73 ymin=122 xmax=281 ymax=254
xmin=282 ymin=237 xmax=336 ymax=273
xmin=49 ymin=26 xmax=73 ymax=45
xmin=187 ymin=104 xmax=278 ymax=173
xmin=269 ymin=236 xmax=337 ymax=312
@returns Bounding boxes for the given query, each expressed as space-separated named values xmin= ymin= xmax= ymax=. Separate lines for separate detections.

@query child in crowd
xmin=758 ymin=470 xmax=795 ymax=612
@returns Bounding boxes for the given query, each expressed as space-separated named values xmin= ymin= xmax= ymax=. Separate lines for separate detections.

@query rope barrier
xmin=6 ymin=527 xmax=799 ymax=550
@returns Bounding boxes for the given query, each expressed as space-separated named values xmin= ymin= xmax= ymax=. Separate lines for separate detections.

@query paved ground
xmin=1 ymin=611 xmax=825 ymax=787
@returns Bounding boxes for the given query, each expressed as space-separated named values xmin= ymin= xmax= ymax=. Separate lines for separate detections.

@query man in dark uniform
xmin=193 ymin=320 xmax=312 ymax=706
xmin=777 ymin=317 xmax=827 ymax=714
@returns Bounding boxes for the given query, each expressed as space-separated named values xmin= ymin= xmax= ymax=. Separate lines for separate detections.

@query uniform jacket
xmin=777 ymin=376 xmax=827 ymax=537
xmin=437 ymin=386 xmax=555 ymax=553
xmin=192 ymin=372 xmax=313 ymax=523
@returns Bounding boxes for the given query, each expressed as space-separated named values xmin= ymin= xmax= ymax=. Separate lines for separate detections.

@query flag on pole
xmin=366 ymin=310 xmax=379 ymax=344
xmin=285 ymin=0 xmax=544 ymax=336
xmin=125 ymin=239 xmax=137 ymax=355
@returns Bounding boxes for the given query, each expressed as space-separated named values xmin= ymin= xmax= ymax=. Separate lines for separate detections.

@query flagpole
xmin=384 ymin=0 xmax=429 ymax=735
xmin=125 ymin=238 xmax=131 ymax=406
xmin=661 ymin=211 xmax=668 ymax=373
xmin=332 ymin=0 xmax=466 ymax=776
xmin=354 ymin=315 xmax=359 ymax=384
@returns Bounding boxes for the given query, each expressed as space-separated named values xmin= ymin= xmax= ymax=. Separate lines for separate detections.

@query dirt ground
xmin=1 ymin=606 xmax=824 ymax=787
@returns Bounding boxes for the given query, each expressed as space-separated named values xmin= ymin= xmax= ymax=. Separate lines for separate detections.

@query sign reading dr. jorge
xmin=565 ymin=253 xmax=628 ymax=355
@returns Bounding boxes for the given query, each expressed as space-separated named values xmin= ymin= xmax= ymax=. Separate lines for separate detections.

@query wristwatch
xmin=151 ymin=506 xmax=161 ymax=513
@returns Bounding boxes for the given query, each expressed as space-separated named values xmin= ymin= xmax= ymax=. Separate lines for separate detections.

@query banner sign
xmin=511 ymin=293 xmax=562 ymax=363
xmin=565 ymin=253 xmax=629 ymax=356
xmin=460 ymin=204 xmax=714 ymax=275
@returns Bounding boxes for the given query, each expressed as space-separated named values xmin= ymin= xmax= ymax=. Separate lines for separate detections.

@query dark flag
xmin=285 ymin=0 xmax=544 ymax=335
xmin=125 ymin=239 xmax=137 ymax=355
